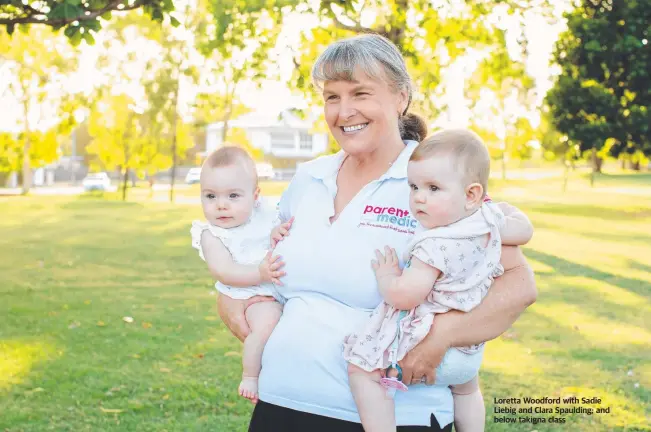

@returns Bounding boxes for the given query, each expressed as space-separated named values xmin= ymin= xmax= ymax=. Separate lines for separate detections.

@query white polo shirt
xmin=258 ymin=140 xmax=455 ymax=427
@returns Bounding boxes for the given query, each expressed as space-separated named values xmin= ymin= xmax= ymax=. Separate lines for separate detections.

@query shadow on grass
xmin=526 ymin=204 xmax=650 ymax=221
xmin=525 ymin=249 xmax=651 ymax=300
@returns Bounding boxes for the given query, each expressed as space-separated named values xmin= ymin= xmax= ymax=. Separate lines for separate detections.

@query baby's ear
xmin=465 ymin=183 xmax=484 ymax=210
xmin=253 ymin=186 xmax=260 ymax=201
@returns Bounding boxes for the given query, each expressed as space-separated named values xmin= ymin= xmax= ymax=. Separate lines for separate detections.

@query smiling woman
xmin=216 ymin=34 xmax=537 ymax=432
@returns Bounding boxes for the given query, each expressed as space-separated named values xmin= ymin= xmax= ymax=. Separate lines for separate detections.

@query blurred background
xmin=0 ymin=1 xmax=649 ymax=431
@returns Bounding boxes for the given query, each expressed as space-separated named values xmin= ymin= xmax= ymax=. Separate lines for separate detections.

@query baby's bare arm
xmin=375 ymin=248 xmax=440 ymax=310
xmin=201 ymin=231 xmax=264 ymax=287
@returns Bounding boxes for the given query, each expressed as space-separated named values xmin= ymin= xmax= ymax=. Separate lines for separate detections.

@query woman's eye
xmin=326 ymin=95 xmax=338 ymax=101
xmin=429 ymin=185 xmax=439 ymax=192
xmin=355 ymin=92 xmax=368 ymax=97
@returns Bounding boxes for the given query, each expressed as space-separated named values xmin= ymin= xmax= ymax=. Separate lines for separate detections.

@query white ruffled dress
xmin=191 ymin=202 xmax=281 ymax=300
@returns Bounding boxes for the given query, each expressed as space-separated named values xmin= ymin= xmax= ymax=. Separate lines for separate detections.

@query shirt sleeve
xmin=277 ymin=166 xmax=308 ymax=223
xmin=410 ymin=237 xmax=455 ymax=276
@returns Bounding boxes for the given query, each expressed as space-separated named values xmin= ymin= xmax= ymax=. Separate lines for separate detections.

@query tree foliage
xmin=546 ymin=0 xmax=651 ymax=164
xmin=288 ymin=0 xmax=549 ymax=117
xmin=0 ymin=0 xmax=176 ymax=45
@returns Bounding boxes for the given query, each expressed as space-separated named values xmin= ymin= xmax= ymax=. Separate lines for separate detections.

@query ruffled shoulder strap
xmin=190 ymin=220 xmax=230 ymax=259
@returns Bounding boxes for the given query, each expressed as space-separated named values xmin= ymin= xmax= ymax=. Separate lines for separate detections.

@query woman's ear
xmin=397 ymin=88 xmax=409 ymax=116
xmin=465 ymin=183 xmax=484 ymax=210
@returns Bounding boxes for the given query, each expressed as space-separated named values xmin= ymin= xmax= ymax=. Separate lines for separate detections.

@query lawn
xmin=0 ymin=172 xmax=650 ymax=431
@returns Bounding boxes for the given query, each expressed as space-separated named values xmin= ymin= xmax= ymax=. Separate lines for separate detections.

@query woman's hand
xmin=398 ymin=319 xmax=452 ymax=386
xmin=217 ymin=294 xmax=275 ymax=342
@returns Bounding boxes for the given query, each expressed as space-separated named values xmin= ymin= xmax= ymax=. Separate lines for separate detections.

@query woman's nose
xmin=339 ymin=98 xmax=357 ymax=121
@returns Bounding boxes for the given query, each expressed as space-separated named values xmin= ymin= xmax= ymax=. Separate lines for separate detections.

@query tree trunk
xmin=122 ymin=168 xmax=128 ymax=201
xmin=21 ymin=99 xmax=31 ymax=195
xmin=169 ymin=79 xmax=180 ymax=204
xmin=501 ymin=151 xmax=507 ymax=181
xmin=590 ymin=148 xmax=599 ymax=187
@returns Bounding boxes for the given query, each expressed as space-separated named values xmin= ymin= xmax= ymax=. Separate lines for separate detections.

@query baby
xmin=343 ymin=129 xmax=534 ymax=432
xmin=190 ymin=146 xmax=291 ymax=404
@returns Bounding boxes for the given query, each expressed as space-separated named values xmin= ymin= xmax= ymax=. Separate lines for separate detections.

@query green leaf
xmin=83 ymin=32 xmax=96 ymax=45
xmin=64 ymin=25 xmax=79 ymax=38
xmin=6 ymin=23 xmax=15 ymax=36
xmin=169 ymin=16 xmax=180 ymax=27
xmin=49 ymin=2 xmax=84 ymax=20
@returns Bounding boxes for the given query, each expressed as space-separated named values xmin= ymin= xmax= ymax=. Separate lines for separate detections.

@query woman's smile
xmin=341 ymin=123 xmax=369 ymax=133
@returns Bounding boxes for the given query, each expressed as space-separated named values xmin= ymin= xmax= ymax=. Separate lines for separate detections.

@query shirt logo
xmin=359 ymin=205 xmax=417 ymax=234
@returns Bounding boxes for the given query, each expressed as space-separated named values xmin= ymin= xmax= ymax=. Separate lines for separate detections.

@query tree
xmin=0 ymin=26 xmax=78 ymax=193
xmin=287 ymin=1 xmax=551 ymax=118
xmin=86 ymin=94 xmax=143 ymax=200
xmin=196 ymin=0 xmax=292 ymax=144
xmin=465 ymin=28 xmax=536 ymax=179
xmin=0 ymin=0 xmax=175 ymax=45
xmin=546 ymin=0 xmax=651 ymax=181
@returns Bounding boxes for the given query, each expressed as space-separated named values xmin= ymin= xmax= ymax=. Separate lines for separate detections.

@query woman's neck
xmin=344 ymin=138 xmax=405 ymax=175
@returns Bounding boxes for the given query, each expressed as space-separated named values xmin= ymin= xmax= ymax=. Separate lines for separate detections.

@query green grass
xmin=1 ymin=172 xmax=650 ymax=431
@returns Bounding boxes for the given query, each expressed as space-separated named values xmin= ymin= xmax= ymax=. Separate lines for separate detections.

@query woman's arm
xmin=217 ymin=294 xmax=276 ymax=342
xmin=398 ymin=245 xmax=536 ymax=384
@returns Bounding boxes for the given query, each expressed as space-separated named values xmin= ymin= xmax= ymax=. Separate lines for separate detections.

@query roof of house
xmin=207 ymin=109 xmax=314 ymax=131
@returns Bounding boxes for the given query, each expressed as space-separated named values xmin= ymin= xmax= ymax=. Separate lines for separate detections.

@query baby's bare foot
xmin=238 ymin=376 xmax=259 ymax=404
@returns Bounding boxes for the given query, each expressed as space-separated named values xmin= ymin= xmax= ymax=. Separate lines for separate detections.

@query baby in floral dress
xmin=343 ymin=129 xmax=534 ymax=432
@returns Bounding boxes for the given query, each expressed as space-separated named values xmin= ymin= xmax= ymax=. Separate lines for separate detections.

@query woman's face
xmin=322 ymin=70 xmax=407 ymax=156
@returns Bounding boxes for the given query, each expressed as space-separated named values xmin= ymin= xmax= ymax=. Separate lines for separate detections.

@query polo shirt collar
xmin=305 ymin=139 xmax=419 ymax=181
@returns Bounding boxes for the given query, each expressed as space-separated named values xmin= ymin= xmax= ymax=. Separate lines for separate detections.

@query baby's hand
xmin=270 ymin=217 xmax=294 ymax=249
xmin=371 ymin=246 xmax=402 ymax=282
xmin=259 ymin=251 xmax=286 ymax=286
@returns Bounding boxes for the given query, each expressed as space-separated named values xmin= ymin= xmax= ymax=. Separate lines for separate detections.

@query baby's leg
xmin=450 ymin=375 xmax=485 ymax=432
xmin=239 ymin=300 xmax=283 ymax=403
xmin=348 ymin=363 xmax=396 ymax=432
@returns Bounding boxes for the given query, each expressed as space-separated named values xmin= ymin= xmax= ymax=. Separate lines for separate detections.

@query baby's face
xmin=200 ymin=163 xmax=258 ymax=229
xmin=407 ymin=154 xmax=468 ymax=230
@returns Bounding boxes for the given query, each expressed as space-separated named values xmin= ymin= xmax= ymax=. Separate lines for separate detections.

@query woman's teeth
xmin=342 ymin=124 xmax=368 ymax=132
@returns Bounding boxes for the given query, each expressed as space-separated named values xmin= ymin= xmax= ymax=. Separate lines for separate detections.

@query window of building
xmin=299 ymin=132 xmax=312 ymax=150
xmin=271 ymin=132 xmax=295 ymax=149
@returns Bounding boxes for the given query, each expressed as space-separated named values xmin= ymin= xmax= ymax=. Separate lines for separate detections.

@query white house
xmin=205 ymin=110 xmax=329 ymax=173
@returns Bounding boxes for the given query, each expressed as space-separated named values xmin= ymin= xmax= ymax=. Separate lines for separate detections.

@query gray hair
xmin=311 ymin=34 xmax=426 ymax=142
xmin=312 ymin=34 xmax=413 ymax=114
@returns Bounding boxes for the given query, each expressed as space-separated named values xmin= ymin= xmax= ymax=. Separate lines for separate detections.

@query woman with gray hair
xmin=217 ymin=34 xmax=537 ymax=431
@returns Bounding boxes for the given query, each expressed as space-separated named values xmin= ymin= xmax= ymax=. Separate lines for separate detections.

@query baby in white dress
xmin=190 ymin=146 xmax=291 ymax=404
xmin=343 ymin=129 xmax=534 ymax=432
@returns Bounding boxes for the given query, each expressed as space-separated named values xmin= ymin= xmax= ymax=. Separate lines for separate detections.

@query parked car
xmin=82 ymin=172 xmax=111 ymax=191
xmin=185 ymin=167 xmax=202 ymax=184
xmin=256 ymin=162 xmax=275 ymax=180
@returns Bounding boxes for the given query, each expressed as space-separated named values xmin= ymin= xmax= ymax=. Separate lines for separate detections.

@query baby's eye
xmin=409 ymin=184 xmax=418 ymax=191
xmin=206 ymin=193 xmax=215 ymax=199
xmin=430 ymin=185 xmax=439 ymax=192
xmin=229 ymin=193 xmax=240 ymax=199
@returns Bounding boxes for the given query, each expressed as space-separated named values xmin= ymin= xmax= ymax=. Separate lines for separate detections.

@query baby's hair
xmin=202 ymin=146 xmax=258 ymax=186
xmin=410 ymin=129 xmax=490 ymax=196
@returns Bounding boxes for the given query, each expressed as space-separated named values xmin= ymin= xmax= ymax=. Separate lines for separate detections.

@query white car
xmin=256 ymin=163 xmax=275 ymax=180
xmin=82 ymin=172 xmax=111 ymax=191
xmin=185 ymin=167 xmax=202 ymax=184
